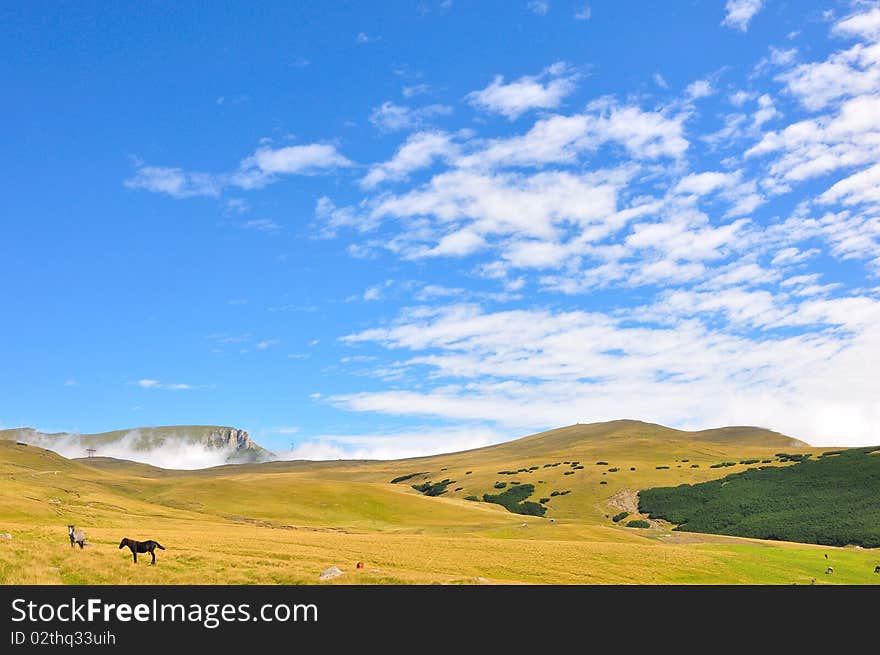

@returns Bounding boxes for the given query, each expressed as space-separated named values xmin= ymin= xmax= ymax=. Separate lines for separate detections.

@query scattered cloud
xmin=278 ymin=426 xmax=506 ymax=460
xmin=124 ymin=165 xmax=221 ymax=198
xmin=527 ymin=1 xmax=549 ymax=16
xmin=369 ymin=101 xmax=453 ymax=132
xmin=573 ymin=4 xmax=591 ymax=21
xmin=135 ymin=379 xmax=194 ymax=391
xmin=243 ymin=218 xmax=282 ymax=233
xmin=361 ymin=131 xmax=458 ymax=187
xmin=466 ymin=61 xmax=579 ymax=120
xmin=126 ymin=142 xmax=352 ymax=199
xmin=721 ymin=0 xmax=764 ymax=32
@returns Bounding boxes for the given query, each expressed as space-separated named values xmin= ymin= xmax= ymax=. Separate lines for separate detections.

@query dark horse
xmin=118 ymin=537 xmax=165 ymax=565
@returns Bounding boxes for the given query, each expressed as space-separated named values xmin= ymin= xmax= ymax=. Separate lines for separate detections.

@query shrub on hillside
xmin=482 ymin=483 xmax=546 ymax=517
xmin=612 ymin=511 xmax=629 ymax=523
xmin=494 ymin=482 xmax=507 ymax=489
xmin=596 ymin=461 xmax=609 ymax=465
xmin=656 ymin=466 xmax=670 ymax=470
xmin=390 ymin=472 xmax=428 ymax=484
xmin=626 ymin=520 xmax=650 ymax=529
xmin=638 ymin=447 xmax=880 ymax=548
xmin=608 ymin=467 xmax=620 ymax=472
xmin=411 ymin=479 xmax=455 ymax=496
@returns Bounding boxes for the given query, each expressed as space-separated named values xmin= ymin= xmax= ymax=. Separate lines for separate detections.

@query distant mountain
xmin=0 ymin=425 xmax=274 ymax=467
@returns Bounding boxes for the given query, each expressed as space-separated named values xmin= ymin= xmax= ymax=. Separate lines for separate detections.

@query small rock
xmin=0 ymin=533 xmax=11 ymax=540
xmin=521 ymin=523 xmax=528 ymax=527
xmin=472 ymin=577 xmax=489 ymax=584
xmin=319 ymin=566 xmax=344 ymax=581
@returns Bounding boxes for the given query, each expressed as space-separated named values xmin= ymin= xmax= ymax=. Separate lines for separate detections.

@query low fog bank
xmin=273 ymin=427 xmax=507 ymax=461
xmin=17 ymin=431 xmax=238 ymax=470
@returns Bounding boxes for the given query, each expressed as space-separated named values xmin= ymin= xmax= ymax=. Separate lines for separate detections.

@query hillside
xmin=639 ymin=447 xmax=880 ymax=547
xmin=0 ymin=425 xmax=274 ymax=466
xmin=1 ymin=421 xmax=877 ymax=585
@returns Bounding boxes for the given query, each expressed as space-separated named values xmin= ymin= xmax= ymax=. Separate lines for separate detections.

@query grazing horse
xmin=118 ymin=537 xmax=165 ymax=565
xmin=68 ymin=525 xmax=86 ymax=549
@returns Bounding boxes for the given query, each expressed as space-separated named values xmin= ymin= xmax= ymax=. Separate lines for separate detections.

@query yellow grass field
xmin=1 ymin=421 xmax=878 ymax=584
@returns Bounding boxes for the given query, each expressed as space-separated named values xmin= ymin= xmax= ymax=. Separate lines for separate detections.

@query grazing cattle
xmin=874 ymin=565 xmax=880 ymax=574
xmin=356 ymin=561 xmax=364 ymax=569
xmin=824 ymin=553 xmax=828 ymax=559
xmin=825 ymin=566 xmax=834 ymax=574
xmin=67 ymin=525 xmax=86 ymax=549
xmin=118 ymin=537 xmax=165 ymax=565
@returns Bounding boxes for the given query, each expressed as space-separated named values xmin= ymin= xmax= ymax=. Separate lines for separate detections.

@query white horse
xmin=68 ymin=525 xmax=86 ymax=549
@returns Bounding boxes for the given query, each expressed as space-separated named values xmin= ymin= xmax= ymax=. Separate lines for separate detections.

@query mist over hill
xmin=0 ymin=425 xmax=274 ymax=469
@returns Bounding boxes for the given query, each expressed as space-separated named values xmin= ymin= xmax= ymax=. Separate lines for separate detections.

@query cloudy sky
xmin=3 ymin=1 xmax=880 ymax=457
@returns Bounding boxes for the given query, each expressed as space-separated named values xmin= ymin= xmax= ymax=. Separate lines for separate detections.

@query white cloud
xmin=369 ymin=101 xmax=453 ymax=132
xmin=243 ymin=218 xmax=282 ymax=233
xmin=721 ymin=0 xmax=764 ymax=32
xmin=466 ymin=62 xmax=579 ymax=120
xmin=771 ymin=246 xmax=819 ymax=266
xmin=337 ymin=301 xmax=880 ymax=445
xmin=124 ymin=165 xmax=221 ymax=198
xmin=361 ymin=131 xmax=458 ymax=188
xmin=314 ymin=196 xmax=380 ymax=236
xmin=685 ymin=79 xmax=714 ymax=100
xmin=777 ymin=41 xmax=880 ymax=111
xmin=126 ymin=143 xmax=352 ymax=198
xmin=370 ymin=168 xmax=620 ymax=247
xmin=832 ymin=7 xmax=880 ymax=41
xmin=819 ymin=162 xmax=880 ymax=206
xmin=573 ymin=4 xmax=591 ymax=20
xmin=17 ymin=430 xmax=241 ymax=469
xmin=402 ymin=83 xmax=432 ymax=98
xmin=413 ymin=228 xmax=487 ymax=258
xmin=135 ymin=379 xmax=194 ymax=391
xmin=278 ymin=426 xmax=506 ymax=460
xmin=256 ymin=339 xmax=280 ymax=350
xmin=527 ymin=1 xmax=549 ymax=16
xmin=238 ymin=143 xmax=352 ymax=179
xmin=653 ymin=73 xmax=669 ymax=89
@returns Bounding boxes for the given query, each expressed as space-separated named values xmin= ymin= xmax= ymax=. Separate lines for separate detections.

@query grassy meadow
xmin=1 ymin=421 xmax=878 ymax=585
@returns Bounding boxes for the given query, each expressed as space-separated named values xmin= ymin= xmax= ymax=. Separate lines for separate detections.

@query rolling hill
xmin=0 ymin=420 xmax=877 ymax=585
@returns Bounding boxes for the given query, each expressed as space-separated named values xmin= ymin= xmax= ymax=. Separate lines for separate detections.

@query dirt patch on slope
xmin=607 ymin=488 xmax=663 ymax=528
xmin=608 ymin=488 xmax=640 ymax=514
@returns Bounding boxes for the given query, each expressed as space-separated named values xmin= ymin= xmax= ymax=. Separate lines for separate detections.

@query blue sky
xmin=3 ymin=0 xmax=880 ymax=457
